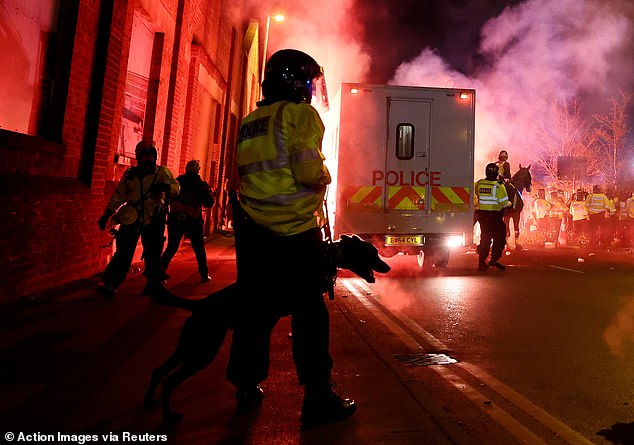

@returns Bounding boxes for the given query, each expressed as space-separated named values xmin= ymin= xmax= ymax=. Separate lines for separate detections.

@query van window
xmin=396 ymin=123 xmax=414 ymax=160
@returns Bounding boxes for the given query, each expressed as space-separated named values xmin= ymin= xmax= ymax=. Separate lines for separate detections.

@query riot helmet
xmin=485 ymin=163 xmax=499 ymax=180
xmin=261 ymin=49 xmax=329 ymax=110
xmin=498 ymin=150 xmax=508 ymax=161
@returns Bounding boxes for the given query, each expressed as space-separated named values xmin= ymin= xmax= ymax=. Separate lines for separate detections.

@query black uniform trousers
xmin=103 ymin=221 xmax=165 ymax=288
xmin=588 ymin=212 xmax=605 ymax=247
xmin=477 ymin=209 xmax=507 ymax=264
xmin=161 ymin=212 xmax=209 ymax=277
xmin=226 ymin=209 xmax=333 ymax=388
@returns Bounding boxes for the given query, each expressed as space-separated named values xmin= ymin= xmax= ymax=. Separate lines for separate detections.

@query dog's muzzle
xmin=328 ymin=234 xmax=391 ymax=283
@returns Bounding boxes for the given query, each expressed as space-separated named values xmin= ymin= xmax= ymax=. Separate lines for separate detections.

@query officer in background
xmin=625 ymin=192 xmax=634 ymax=247
xmin=616 ymin=190 xmax=631 ymax=247
xmin=97 ymin=140 xmax=179 ymax=298
xmin=569 ymin=190 xmax=589 ymax=245
xmin=533 ymin=189 xmax=552 ymax=244
xmin=496 ymin=149 xmax=512 ymax=182
xmin=160 ymin=160 xmax=215 ymax=282
xmin=227 ymin=49 xmax=356 ymax=428
xmin=548 ymin=190 xmax=566 ymax=243
xmin=585 ymin=184 xmax=611 ymax=248
xmin=475 ymin=163 xmax=511 ymax=271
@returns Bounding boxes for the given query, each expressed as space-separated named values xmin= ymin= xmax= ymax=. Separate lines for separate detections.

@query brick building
xmin=0 ymin=0 xmax=261 ymax=300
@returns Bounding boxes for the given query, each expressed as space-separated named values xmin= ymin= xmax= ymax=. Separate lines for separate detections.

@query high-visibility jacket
xmin=626 ymin=197 xmax=634 ymax=218
xmin=585 ymin=193 xmax=610 ymax=215
xmin=237 ymin=100 xmax=331 ymax=235
xmin=474 ymin=179 xmax=511 ymax=211
xmin=617 ymin=200 xmax=628 ymax=220
xmin=107 ymin=165 xmax=179 ymax=225
xmin=549 ymin=199 xmax=565 ymax=218
xmin=534 ymin=198 xmax=551 ymax=219
xmin=570 ymin=201 xmax=589 ymax=221
xmin=606 ymin=198 xmax=616 ymax=217
xmin=496 ymin=160 xmax=511 ymax=181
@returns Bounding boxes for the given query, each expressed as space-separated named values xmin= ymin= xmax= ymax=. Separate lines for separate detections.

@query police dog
xmin=144 ymin=234 xmax=390 ymax=423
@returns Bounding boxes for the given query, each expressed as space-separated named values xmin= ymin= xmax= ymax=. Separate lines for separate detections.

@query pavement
xmin=0 ymin=234 xmax=473 ymax=445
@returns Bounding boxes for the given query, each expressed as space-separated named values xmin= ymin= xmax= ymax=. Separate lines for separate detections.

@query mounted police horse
xmin=503 ymin=165 xmax=532 ymax=248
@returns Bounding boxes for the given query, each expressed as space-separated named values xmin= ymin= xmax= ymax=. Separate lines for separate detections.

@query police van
xmin=331 ymin=83 xmax=476 ymax=268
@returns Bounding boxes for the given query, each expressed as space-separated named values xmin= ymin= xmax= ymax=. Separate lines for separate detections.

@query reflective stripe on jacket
xmin=474 ymin=179 xmax=510 ymax=211
xmin=534 ymin=198 xmax=551 ymax=219
xmin=107 ymin=165 xmax=179 ymax=225
xmin=549 ymin=200 xmax=565 ymax=218
xmin=618 ymin=201 xmax=628 ymax=220
xmin=627 ymin=197 xmax=634 ymax=218
xmin=237 ymin=101 xmax=331 ymax=235
xmin=585 ymin=193 xmax=610 ymax=215
xmin=570 ymin=201 xmax=589 ymax=221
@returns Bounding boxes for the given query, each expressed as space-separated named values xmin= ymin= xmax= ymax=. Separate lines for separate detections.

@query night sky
xmin=352 ymin=0 xmax=524 ymax=83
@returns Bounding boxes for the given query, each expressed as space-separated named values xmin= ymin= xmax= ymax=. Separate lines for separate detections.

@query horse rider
xmin=496 ymin=149 xmax=512 ymax=182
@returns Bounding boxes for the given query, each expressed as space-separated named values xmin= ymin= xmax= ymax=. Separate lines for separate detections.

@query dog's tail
xmin=152 ymin=287 xmax=199 ymax=311
xmin=154 ymin=283 xmax=239 ymax=313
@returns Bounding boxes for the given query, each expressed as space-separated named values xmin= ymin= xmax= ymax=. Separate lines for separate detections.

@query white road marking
xmin=341 ymin=278 xmax=594 ymax=445
xmin=548 ymin=265 xmax=585 ymax=274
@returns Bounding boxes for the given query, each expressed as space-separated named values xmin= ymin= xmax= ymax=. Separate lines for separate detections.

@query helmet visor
xmin=310 ymin=68 xmax=329 ymax=112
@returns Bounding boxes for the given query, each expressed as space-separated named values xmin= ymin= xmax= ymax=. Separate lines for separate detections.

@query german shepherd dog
xmin=144 ymin=234 xmax=390 ymax=423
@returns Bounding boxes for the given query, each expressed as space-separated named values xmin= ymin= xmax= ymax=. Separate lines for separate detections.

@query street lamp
xmin=261 ymin=14 xmax=285 ymax=90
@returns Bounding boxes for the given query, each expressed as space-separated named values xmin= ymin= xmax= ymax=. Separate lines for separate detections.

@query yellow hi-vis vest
xmin=534 ymin=198 xmax=551 ymax=219
xmin=474 ymin=179 xmax=510 ymax=211
xmin=549 ymin=199 xmax=565 ymax=218
xmin=107 ymin=165 xmax=179 ymax=225
xmin=570 ymin=201 xmax=589 ymax=221
xmin=237 ymin=101 xmax=331 ymax=235
xmin=585 ymin=193 xmax=610 ymax=215
xmin=626 ymin=197 xmax=634 ymax=218
xmin=618 ymin=200 xmax=628 ymax=220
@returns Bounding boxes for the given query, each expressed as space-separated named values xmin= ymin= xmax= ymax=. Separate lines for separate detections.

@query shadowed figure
xmin=144 ymin=234 xmax=390 ymax=424
xmin=504 ymin=164 xmax=532 ymax=248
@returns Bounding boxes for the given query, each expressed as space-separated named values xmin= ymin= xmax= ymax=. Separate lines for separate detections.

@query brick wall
xmin=0 ymin=0 xmax=258 ymax=301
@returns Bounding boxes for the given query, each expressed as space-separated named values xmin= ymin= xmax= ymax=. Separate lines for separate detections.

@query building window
xmin=396 ymin=123 xmax=414 ymax=160
xmin=0 ymin=0 xmax=63 ymax=136
xmin=117 ymin=10 xmax=154 ymax=163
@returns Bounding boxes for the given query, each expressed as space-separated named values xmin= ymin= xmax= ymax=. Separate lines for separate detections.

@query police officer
xmin=569 ymin=190 xmax=589 ymax=245
xmin=548 ymin=190 xmax=565 ymax=243
xmin=585 ymin=184 xmax=610 ymax=248
xmin=160 ymin=160 xmax=215 ymax=282
xmin=227 ymin=49 xmax=356 ymax=428
xmin=475 ymin=163 xmax=511 ymax=271
xmin=496 ymin=149 xmax=511 ymax=182
xmin=97 ymin=140 xmax=179 ymax=298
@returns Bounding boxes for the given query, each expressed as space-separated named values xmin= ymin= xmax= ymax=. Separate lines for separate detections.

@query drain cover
xmin=393 ymin=353 xmax=458 ymax=366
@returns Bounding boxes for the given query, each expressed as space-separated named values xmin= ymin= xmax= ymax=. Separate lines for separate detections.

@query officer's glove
xmin=98 ymin=209 xmax=115 ymax=231
xmin=149 ymin=182 xmax=172 ymax=194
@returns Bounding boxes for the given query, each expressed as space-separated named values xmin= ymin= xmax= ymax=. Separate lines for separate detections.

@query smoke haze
xmin=232 ymin=0 xmax=633 ymax=176
xmin=390 ymin=0 xmax=634 ymax=172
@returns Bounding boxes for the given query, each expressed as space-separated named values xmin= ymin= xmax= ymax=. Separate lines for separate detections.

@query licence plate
xmin=385 ymin=235 xmax=423 ymax=246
